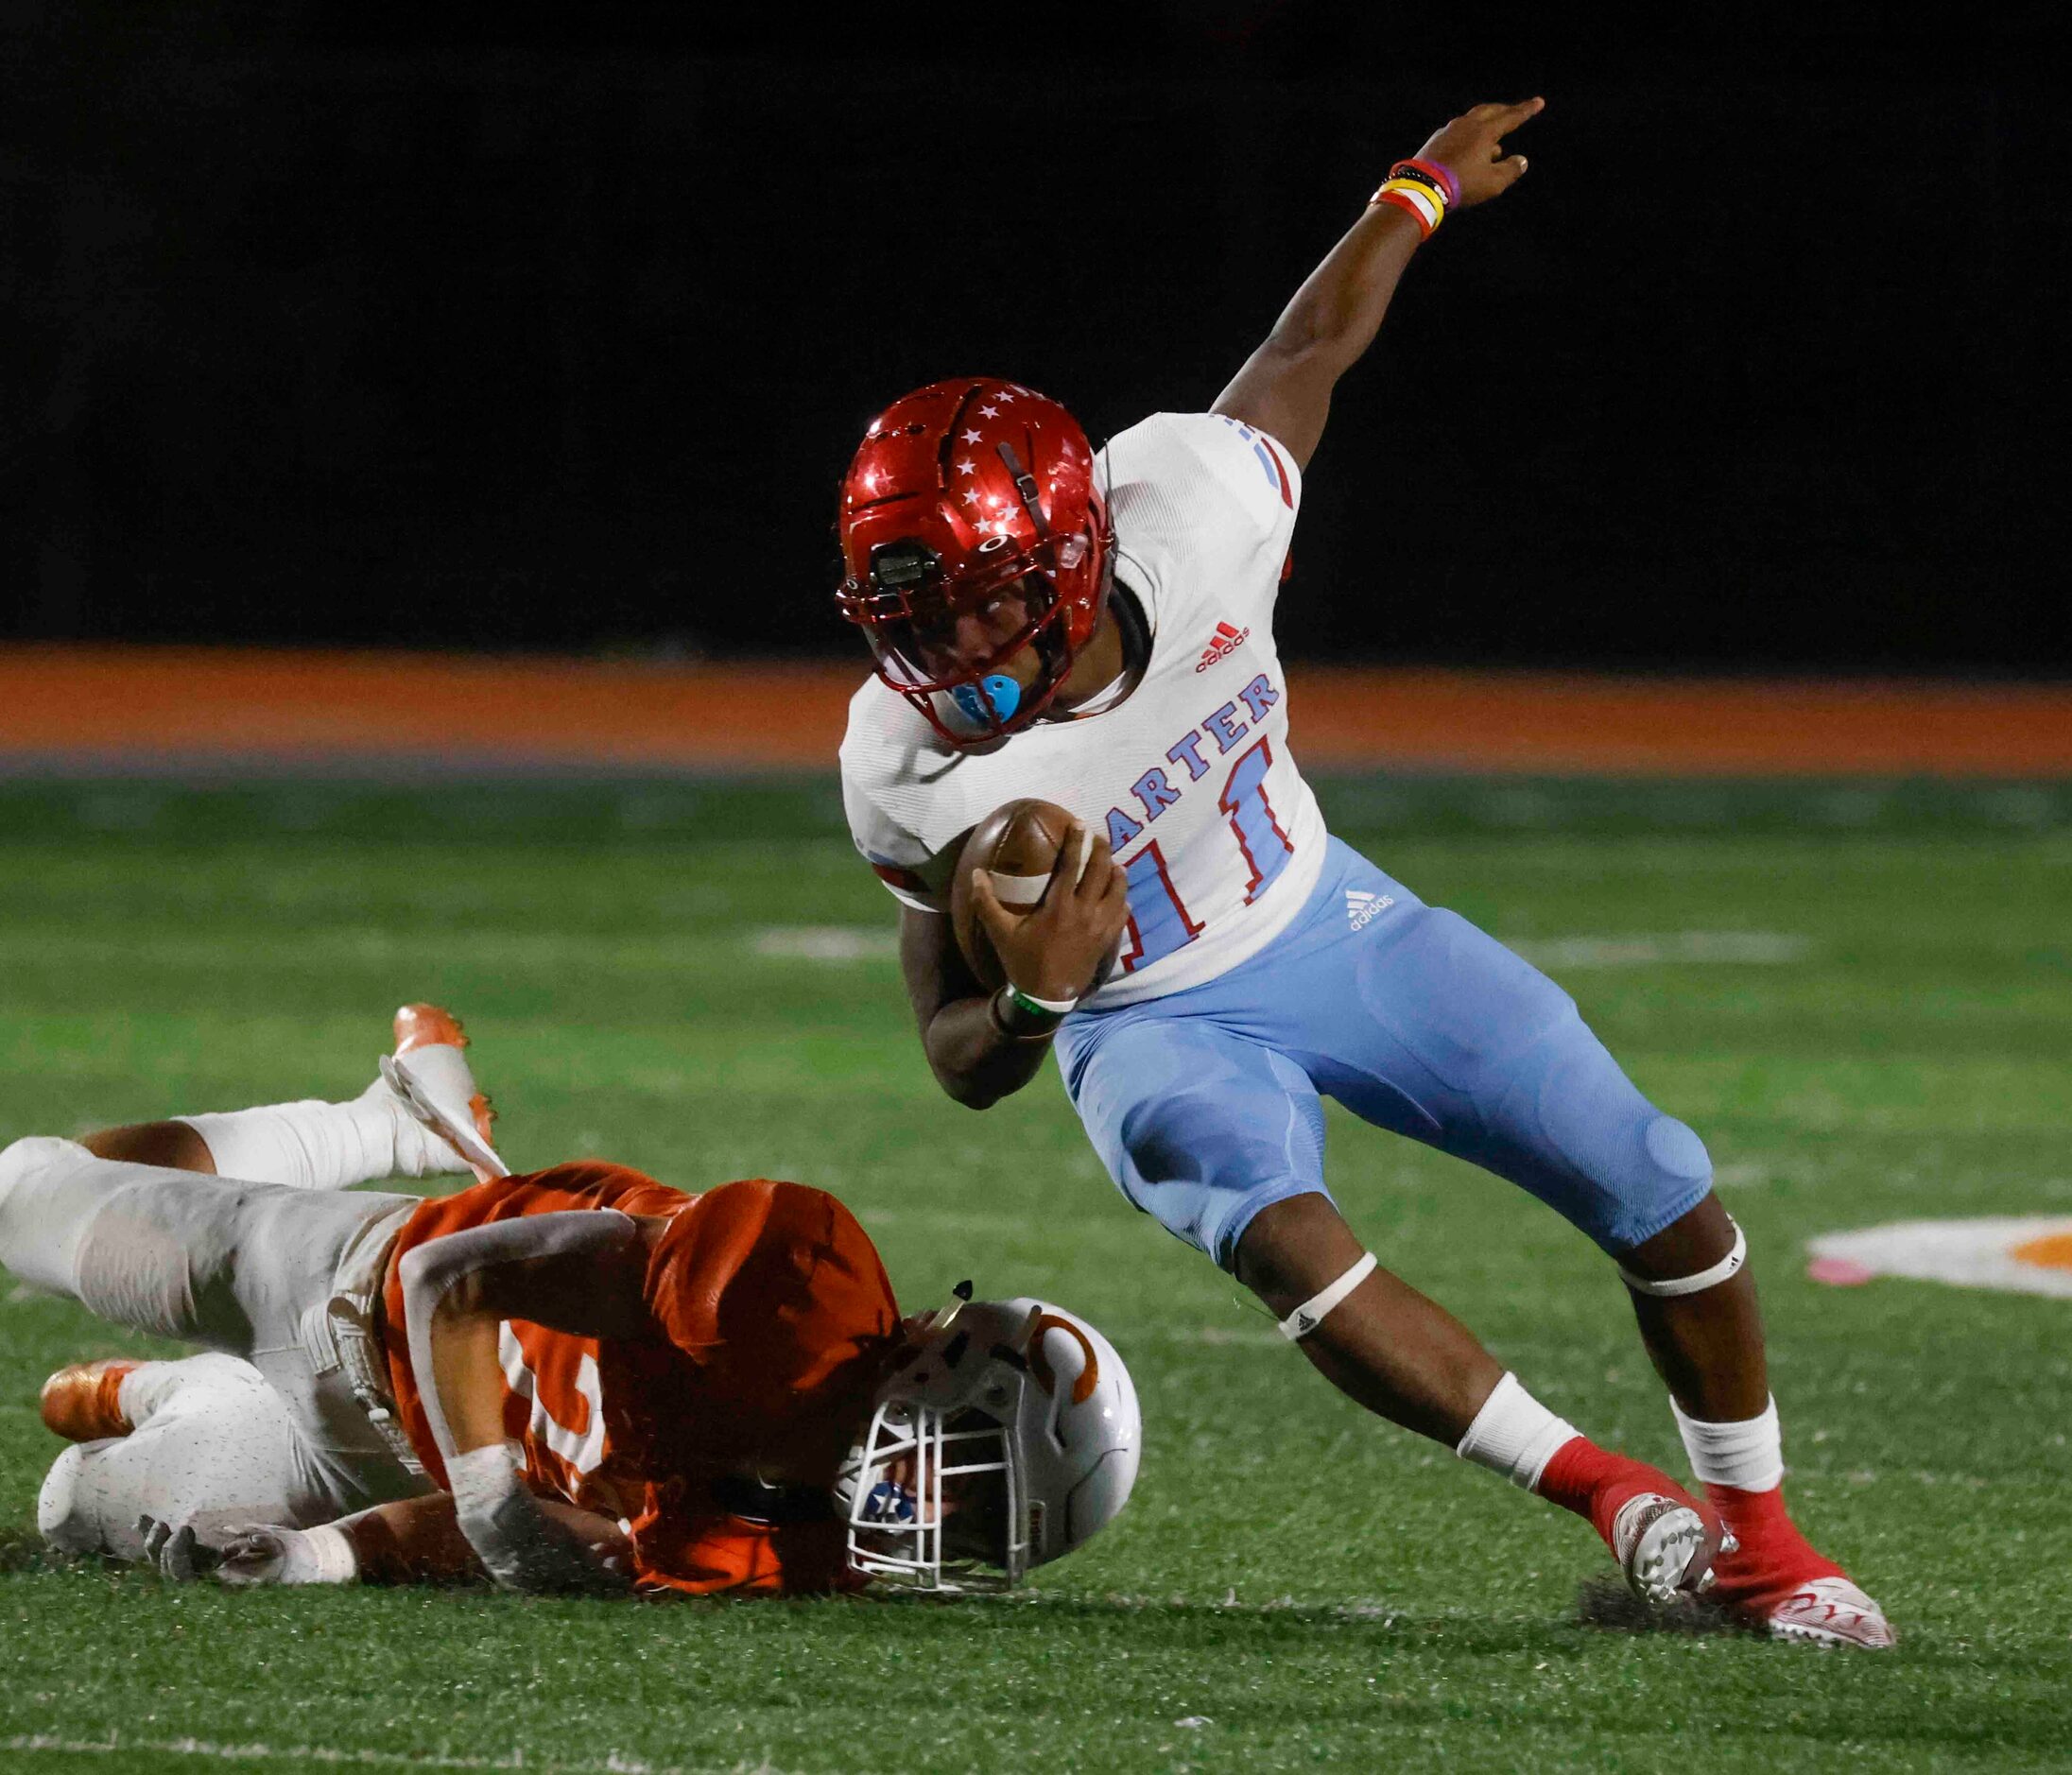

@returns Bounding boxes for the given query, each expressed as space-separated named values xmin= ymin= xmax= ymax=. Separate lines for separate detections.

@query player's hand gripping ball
xmin=951 ymin=799 xmax=1131 ymax=1001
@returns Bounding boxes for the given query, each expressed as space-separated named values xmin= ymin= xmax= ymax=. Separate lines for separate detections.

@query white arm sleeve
xmin=396 ymin=1210 xmax=641 ymax=1595
xmin=396 ymin=1208 xmax=639 ymax=1461
xmin=446 ymin=1445 xmax=630 ymax=1594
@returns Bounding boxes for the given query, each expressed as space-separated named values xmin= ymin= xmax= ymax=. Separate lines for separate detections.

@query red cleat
xmin=40 ymin=1359 xmax=142 ymax=1442
xmin=1702 ymin=1484 xmax=1896 ymax=1648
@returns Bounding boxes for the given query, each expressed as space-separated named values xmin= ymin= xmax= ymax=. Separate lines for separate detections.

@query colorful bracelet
xmin=1391 ymin=156 xmax=1461 ymax=208
xmin=1369 ymin=181 xmax=1442 ymax=238
xmin=1386 ymin=163 xmax=1448 ymax=204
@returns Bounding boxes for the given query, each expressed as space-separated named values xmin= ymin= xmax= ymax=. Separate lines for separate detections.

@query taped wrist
xmin=447 ymin=1444 xmax=613 ymax=1594
xmin=292 ymin=1523 xmax=360 ymax=1584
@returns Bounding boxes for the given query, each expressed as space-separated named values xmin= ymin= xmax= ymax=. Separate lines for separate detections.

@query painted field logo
xmin=1806 ymin=1216 xmax=2072 ymax=1299
xmin=1196 ymin=621 xmax=1251 ymax=672
xmin=1346 ymin=888 xmax=1394 ymax=931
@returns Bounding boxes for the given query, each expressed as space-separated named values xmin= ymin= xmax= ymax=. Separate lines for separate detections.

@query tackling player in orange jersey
xmin=9 ymin=1007 xmax=1139 ymax=1596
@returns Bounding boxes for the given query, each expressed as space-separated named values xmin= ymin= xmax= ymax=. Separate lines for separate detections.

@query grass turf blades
xmin=0 ymin=776 xmax=2067 ymax=1772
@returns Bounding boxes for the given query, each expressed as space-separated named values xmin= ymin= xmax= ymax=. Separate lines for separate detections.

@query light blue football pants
xmin=1056 ymin=836 xmax=1714 ymax=1271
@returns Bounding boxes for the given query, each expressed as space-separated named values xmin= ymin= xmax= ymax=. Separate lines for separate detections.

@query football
xmin=949 ymin=798 xmax=1084 ymax=991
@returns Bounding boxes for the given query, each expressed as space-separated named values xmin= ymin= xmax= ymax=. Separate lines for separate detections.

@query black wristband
xmin=1387 ymin=161 xmax=1446 ymax=198
xmin=987 ymin=985 xmax=1064 ymax=1043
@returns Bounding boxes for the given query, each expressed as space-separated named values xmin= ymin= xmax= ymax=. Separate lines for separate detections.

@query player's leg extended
xmin=39 ymin=1353 xmax=318 ymax=1562
xmin=79 ymin=1002 xmax=503 ymax=1187
xmin=1057 ymin=1002 xmax=1722 ymax=1605
xmin=1617 ymin=1201 xmax=1890 ymax=1644
xmin=0 ymin=1133 xmax=430 ymax=1515
xmin=1316 ymin=880 xmax=1891 ymax=1645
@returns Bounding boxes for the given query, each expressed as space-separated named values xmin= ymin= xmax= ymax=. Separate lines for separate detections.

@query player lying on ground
xmin=833 ymin=96 xmax=1891 ymax=1645
xmin=6 ymin=1007 xmax=1139 ymax=1594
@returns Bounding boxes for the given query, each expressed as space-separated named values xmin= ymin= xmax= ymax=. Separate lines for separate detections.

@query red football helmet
xmin=836 ymin=379 xmax=1114 ymax=746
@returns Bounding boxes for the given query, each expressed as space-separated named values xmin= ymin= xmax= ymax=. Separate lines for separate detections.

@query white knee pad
xmin=37 ymin=1443 xmax=106 ymax=1554
xmin=0 ymin=1136 xmax=81 ymax=1215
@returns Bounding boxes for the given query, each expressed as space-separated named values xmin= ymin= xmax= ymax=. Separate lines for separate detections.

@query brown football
xmin=948 ymin=799 xmax=1083 ymax=992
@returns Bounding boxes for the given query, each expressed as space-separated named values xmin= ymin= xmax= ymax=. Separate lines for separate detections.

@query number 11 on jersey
xmin=1119 ymin=737 xmax=1293 ymax=973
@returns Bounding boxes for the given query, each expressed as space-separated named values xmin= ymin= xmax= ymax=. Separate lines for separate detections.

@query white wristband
xmin=301 ymin=1523 xmax=360 ymax=1585
xmin=1005 ymin=983 xmax=1079 ymax=1015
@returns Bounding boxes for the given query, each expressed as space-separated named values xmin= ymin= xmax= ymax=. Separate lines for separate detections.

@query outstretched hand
xmin=1415 ymin=97 xmax=1545 ymax=209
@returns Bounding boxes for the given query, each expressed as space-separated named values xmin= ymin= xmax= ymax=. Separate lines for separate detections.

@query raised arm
xmin=393 ymin=1210 xmax=661 ymax=1593
xmin=1213 ymin=97 xmax=1544 ymax=473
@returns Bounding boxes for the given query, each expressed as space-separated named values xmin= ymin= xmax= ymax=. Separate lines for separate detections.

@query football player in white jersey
xmin=833 ymin=97 xmax=1892 ymax=1646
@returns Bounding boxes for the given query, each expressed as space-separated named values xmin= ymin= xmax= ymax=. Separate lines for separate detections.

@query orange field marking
xmin=2012 ymin=1232 xmax=2072 ymax=1271
xmin=1 ymin=646 xmax=2068 ymax=775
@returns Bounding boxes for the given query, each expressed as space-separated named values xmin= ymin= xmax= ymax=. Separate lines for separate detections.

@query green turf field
xmin=1 ymin=775 xmax=2068 ymax=1773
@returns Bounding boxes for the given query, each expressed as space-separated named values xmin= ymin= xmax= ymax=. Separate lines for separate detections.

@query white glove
xmin=215 ymin=1523 xmax=358 ymax=1587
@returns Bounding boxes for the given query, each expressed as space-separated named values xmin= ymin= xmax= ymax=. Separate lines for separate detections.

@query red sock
xmin=1703 ymin=1484 xmax=1843 ymax=1597
xmin=1536 ymin=1435 xmax=1700 ymax=1551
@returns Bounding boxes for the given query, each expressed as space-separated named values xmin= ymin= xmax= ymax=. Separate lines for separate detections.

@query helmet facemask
xmin=836 ymin=1387 xmax=1029 ymax=1592
xmin=836 ymin=1293 xmax=1140 ymax=1594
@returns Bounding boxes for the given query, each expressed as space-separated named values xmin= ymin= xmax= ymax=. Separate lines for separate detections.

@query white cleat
xmin=1763 ymin=1577 xmax=1897 ymax=1649
xmin=1612 ymin=1492 xmax=1730 ymax=1607
xmin=379 ymin=1003 xmax=509 ymax=1184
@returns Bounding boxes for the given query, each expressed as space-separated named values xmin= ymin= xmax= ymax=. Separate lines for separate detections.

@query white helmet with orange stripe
xmin=835 ymin=1291 xmax=1139 ymax=1591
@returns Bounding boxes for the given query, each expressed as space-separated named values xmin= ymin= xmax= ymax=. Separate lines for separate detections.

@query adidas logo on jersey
xmin=1195 ymin=621 xmax=1252 ymax=673
xmin=1346 ymin=888 xmax=1395 ymax=931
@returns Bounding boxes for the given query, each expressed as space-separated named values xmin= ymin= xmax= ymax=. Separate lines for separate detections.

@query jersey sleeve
xmin=1104 ymin=412 xmax=1303 ymax=629
xmin=1168 ymin=410 xmax=1304 ymax=536
xmin=839 ymin=751 xmax=948 ymax=912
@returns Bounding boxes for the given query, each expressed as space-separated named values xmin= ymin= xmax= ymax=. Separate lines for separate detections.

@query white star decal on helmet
xmin=961 ymin=429 xmax=981 ymax=443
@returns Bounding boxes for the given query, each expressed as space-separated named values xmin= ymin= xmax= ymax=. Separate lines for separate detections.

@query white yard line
xmin=1511 ymin=932 xmax=1810 ymax=969
xmin=2 ymin=1734 xmax=786 ymax=1775
xmin=855 ymin=1209 xmax=1035 ymax=1235
xmin=751 ymin=926 xmax=897 ymax=961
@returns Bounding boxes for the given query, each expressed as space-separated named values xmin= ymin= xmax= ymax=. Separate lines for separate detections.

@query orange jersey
xmin=378 ymin=1161 xmax=901 ymax=1595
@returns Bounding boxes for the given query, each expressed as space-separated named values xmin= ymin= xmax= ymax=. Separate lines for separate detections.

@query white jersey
xmin=840 ymin=409 xmax=1328 ymax=1010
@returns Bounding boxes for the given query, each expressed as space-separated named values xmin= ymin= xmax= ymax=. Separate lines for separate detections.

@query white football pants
xmin=0 ymin=1135 xmax=431 ymax=1525
xmin=39 ymin=1353 xmax=309 ymax=1559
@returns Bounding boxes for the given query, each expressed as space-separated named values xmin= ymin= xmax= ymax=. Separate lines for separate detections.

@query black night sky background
xmin=4 ymin=5 xmax=2064 ymax=673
